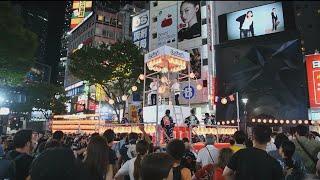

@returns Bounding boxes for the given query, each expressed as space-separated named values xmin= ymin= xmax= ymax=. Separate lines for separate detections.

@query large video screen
xmin=215 ymin=35 xmax=308 ymax=121
xmin=226 ymin=2 xmax=284 ymax=40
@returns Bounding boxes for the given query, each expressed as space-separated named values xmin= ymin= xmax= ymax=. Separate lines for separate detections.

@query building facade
xmin=63 ymin=1 xmax=146 ymax=114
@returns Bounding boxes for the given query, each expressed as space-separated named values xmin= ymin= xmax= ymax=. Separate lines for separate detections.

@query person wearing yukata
xmin=185 ymin=109 xmax=199 ymax=127
xmin=161 ymin=110 xmax=175 ymax=143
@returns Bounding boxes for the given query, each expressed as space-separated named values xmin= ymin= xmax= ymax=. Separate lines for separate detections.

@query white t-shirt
xmin=150 ymin=82 xmax=158 ymax=94
xmin=171 ymin=82 xmax=180 ymax=95
xmin=266 ymin=142 xmax=277 ymax=153
xmin=196 ymin=145 xmax=219 ymax=167
xmin=115 ymin=157 xmax=136 ymax=180
xmin=242 ymin=17 xmax=253 ymax=30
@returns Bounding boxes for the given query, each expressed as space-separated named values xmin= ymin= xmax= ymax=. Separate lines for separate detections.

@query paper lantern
xmin=139 ymin=74 xmax=145 ymax=80
xmin=268 ymin=119 xmax=273 ymax=123
xmin=132 ymin=86 xmax=138 ymax=91
xmin=109 ymin=99 xmax=115 ymax=105
xmin=304 ymin=120 xmax=309 ymax=124
xmin=161 ymin=76 xmax=168 ymax=83
xmin=292 ymin=120 xmax=297 ymax=124
xmin=122 ymin=95 xmax=128 ymax=101
xmin=196 ymin=84 xmax=203 ymax=90
xmin=274 ymin=120 xmax=278 ymax=124
xmin=263 ymin=119 xmax=267 ymax=123
xmin=252 ymin=119 xmax=256 ymax=122
xmin=190 ymin=73 xmax=195 ymax=78
xmin=221 ymin=98 xmax=228 ymax=105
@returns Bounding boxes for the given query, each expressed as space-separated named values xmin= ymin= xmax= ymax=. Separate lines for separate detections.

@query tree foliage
xmin=0 ymin=1 xmax=38 ymax=86
xmin=69 ymin=40 xmax=144 ymax=119
xmin=10 ymin=83 xmax=67 ymax=119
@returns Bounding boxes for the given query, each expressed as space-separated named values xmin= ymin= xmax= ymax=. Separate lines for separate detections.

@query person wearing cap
xmin=196 ymin=134 xmax=219 ymax=169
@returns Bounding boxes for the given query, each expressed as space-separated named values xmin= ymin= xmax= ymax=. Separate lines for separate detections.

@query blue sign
xmin=183 ymin=86 xmax=195 ymax=99
xmin=132 ymin=27 xmax=149 ymax=50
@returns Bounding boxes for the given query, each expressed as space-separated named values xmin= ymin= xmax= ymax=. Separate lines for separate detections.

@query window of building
xmin=203 ymin=58 xmax=208 ymax=66
xmin=97 ymin=15 xmax=105 ymax=21
xmin=105 ymin=16 xmax=110 ymax=25
xmin=95 ymin=28 xmax=102 ymax=35
xmin=102 ymin=29 xmax=107 ymax=36
xmin=153 ymin=1 xmax=158 ymax=7
xmin=152 ymin=33 xmax=157 ymax=39
xmin=202 ymin=38 xmax=207 ymax=45
xmin=110 ymin=18 xmax=117 ymax=27
xmin=201 ymin=19 xmax=207 ymax=25
xmin=152 ymin=17 xmax=157 ymax=22
xmin=117 ymin=21 xmax=122 ymax=29
xmin=108 ymin=31 xmax=115 ymax=38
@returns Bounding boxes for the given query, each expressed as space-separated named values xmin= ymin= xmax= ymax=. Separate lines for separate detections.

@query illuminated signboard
xmin=306 ymin=54 xmax=320 ymax=108
xmin=70 ymin=1 xmax=92 ymax=29
xmin=132 ymin=10 xmax=149 ymax=50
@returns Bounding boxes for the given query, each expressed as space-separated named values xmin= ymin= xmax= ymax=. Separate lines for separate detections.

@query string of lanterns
xmin=250 ymin=118 xmax=314 ymax=125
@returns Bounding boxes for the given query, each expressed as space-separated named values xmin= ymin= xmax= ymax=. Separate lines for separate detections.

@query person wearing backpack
xmin=6 ymin=130 xmax=34 ymax=180
xmin=166 ymin=139 xmax=192 ymax=180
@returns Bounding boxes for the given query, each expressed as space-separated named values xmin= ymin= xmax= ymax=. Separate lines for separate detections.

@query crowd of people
xmin=0 ymin=124 xmax=320 ymax=180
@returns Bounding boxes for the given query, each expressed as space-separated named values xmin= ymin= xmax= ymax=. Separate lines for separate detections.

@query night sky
xmin=15 ymin=1 xmax=66 ymax=84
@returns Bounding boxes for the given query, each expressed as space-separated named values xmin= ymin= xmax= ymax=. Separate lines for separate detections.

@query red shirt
xmin=214 ymin=167 xmax=225 ymax=180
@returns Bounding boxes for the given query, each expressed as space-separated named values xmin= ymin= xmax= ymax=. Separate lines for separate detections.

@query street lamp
xmin=242 ymin=98 xmax=248 ymax=133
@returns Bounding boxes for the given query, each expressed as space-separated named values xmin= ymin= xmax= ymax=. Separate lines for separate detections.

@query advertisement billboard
xmin=226 ymin=2 xmax=284 ymax=40
xmin=132 ymin=11 xmax=150 ymax=50
xmin=306 ymin=54 xmax=320 ymax=108
xmin=70 ymin=1 xmax=92 ymax=29
xmin=215 ymin=38 xmax=307 ymax=120
xmin=132 ymin=10 xmax=149 ymax=32
xmin=157 ymin=5 xmax=178 ymax=47
xmin=177 ymin=1 xmax=201 ymax=42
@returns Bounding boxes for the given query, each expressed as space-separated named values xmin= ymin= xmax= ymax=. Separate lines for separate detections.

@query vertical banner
xmin=157 ymin=5 xmax=177 ymax=47
xmin=132 ymin=10 xmax=150 ymax=51
xmin=306 ymin=54 xmax=320 ymax=108
xmin=206 ymin=1 xmax=215 ymax=109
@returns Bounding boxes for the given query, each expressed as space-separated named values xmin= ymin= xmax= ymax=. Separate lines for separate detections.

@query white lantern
xmin=189 ymin=73 xmax=195 ymax=79
xmin=132 ymin=86 xmax=137 ymax=91
xmin=161 ymin=76 xmax=168 ymax=83
xmin=122 ymin=95 xmax=128 ymax=101
xmin=109 ymin=99 xmax=115 ymax=105
xmin=196 ymin=84 xmax=203 ymax=90
xmin=139 ymin=74 xmax=145 ymax=80
xmin=221 ymin=98 xmax=227 ymax=105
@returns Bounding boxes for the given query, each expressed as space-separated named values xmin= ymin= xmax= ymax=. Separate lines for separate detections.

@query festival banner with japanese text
xmin=306 ymin=54 xmax=320 ymax=108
